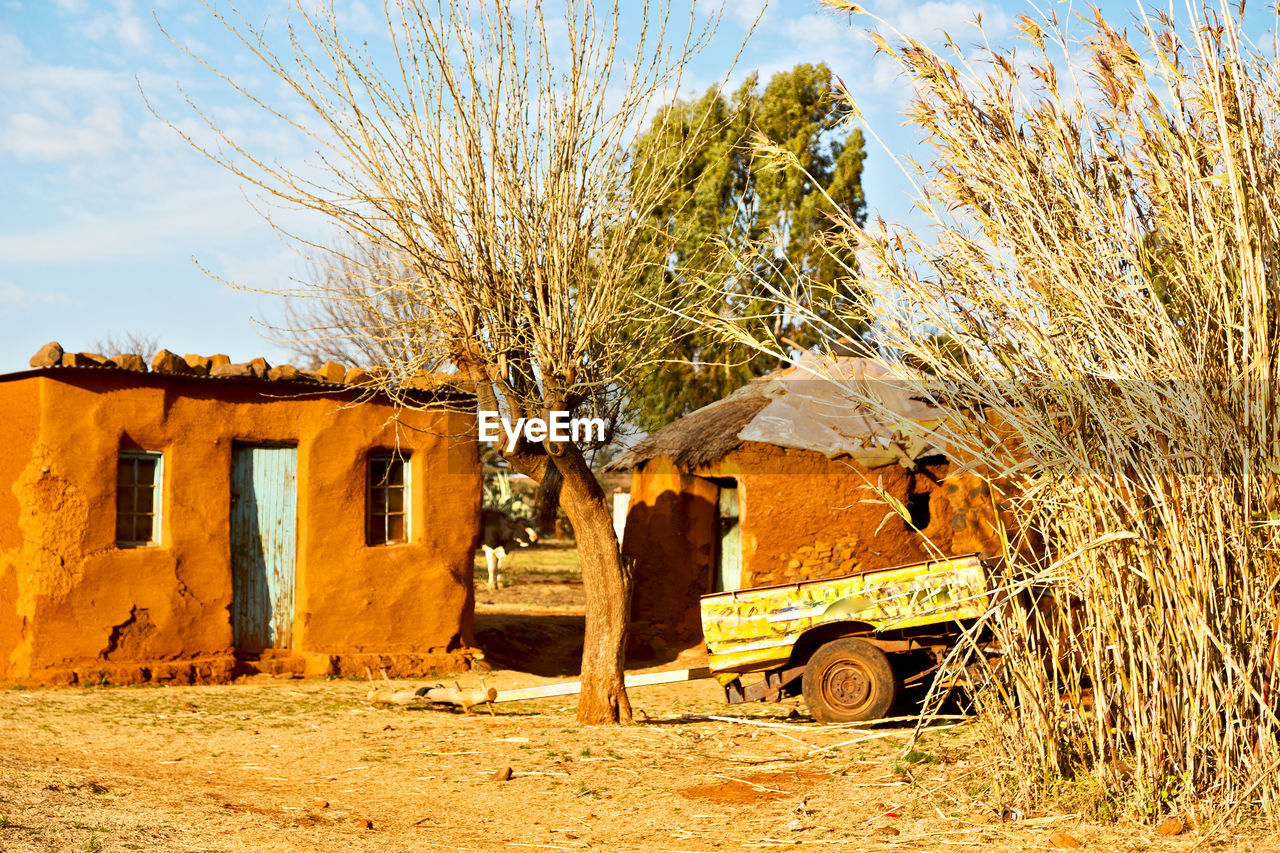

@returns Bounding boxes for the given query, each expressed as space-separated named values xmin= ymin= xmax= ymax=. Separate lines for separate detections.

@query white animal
xmin=480 ymin=509 xmax=538 ymax=590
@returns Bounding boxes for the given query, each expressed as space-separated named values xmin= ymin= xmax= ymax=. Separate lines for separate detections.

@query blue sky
xmin=0 ymin=0 xmax=1268 ymax=371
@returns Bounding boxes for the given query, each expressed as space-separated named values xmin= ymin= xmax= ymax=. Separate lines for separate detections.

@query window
xmin=367 ymin=453 xmax=409 ymax=545
xmin=117 ymin=451 xmax=162 ymax=546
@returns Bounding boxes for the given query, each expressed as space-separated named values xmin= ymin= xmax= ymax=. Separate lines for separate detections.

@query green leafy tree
xmin=628 ymin=63 xmax=868 ymax=432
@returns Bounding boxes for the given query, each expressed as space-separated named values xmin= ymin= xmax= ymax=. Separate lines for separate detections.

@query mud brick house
xmin=611 ymin=355 xmax=1006 ymax=653
xmin=0 ymin=346 xmax=482 ymax=685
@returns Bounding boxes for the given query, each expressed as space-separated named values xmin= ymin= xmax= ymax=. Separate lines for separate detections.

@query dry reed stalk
xmin=696 ymin=0 xmax=1280 ymax=826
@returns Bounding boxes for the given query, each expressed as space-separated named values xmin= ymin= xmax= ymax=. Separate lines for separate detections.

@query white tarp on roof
xmin=736 ymin=354 xmax=945 ymax=466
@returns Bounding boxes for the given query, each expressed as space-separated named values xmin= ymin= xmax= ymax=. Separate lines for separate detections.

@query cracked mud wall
xmin=0 ymin=378 xmax=39 ymax=678
xmin=714 ymin=444 xmax=1004 ymax=587
xmin=0 ymin=372 xmax=481 ymax=685
xmin=292 ymin=395 xmax=481 ymax=665
xmin=624 ymin=443 xmax=1006 ymax=649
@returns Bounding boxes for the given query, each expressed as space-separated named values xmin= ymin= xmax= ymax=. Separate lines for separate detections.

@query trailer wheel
xmin=802 ymin=638 xmax=897 ymax=724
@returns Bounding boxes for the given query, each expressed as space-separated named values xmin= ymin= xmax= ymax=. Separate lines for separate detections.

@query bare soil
xmin=474 ymin=540 xmax=587 ymax=677
xmin=0 ymin=543 xmax=1271 ymax=851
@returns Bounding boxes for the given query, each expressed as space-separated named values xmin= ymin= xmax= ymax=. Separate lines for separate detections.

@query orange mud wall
xmin=0 ymin=372 xmax=481 ymax=685
xmin=623 ymin=443 xmax=1004 ymax=651
xmin=622 ymin=457 xmax=719 ymax=647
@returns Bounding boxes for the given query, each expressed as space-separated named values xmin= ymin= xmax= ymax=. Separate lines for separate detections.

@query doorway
xmin=230 ymin=444 xmax=298 ymax=651
xmin=711 ymin=478 xmax=741 ymax=593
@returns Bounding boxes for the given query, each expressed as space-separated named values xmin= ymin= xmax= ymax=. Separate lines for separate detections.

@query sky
xmin=0 ymin=0 xmax=1273 ymax=372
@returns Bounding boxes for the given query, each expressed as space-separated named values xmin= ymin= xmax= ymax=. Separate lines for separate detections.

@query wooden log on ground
xmin=365 ymin=667 xmax=711 ymax=711
xmin=367 ymin=685 xmax=497 ymax=710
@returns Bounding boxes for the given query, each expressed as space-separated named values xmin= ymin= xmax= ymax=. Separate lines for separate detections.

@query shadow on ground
xmin=474 ymin=610 xmax=703 ymax=677
xmin=474 ymin=611 xmax=586 ymax=677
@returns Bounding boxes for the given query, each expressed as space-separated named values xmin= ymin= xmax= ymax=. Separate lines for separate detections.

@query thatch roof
xmin=608 ymin=355 xmax=947 ymax=472
xmin=609 ymin=385 xmax=771 ymax=471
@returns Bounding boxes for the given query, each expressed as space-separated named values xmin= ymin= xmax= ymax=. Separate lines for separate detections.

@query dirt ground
xmin=474 ymin=538 xmax=585 ymax=612
xmin=0 ymin=543 xmax=1272 ymax=851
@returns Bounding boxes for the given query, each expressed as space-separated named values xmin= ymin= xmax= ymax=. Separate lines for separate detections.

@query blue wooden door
xmin=230 ymin=445 xmax=298 ymax=651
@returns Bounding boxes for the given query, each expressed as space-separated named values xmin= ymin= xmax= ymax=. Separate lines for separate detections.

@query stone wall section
xmin=749 ymin=538 xmax=867 ymax=587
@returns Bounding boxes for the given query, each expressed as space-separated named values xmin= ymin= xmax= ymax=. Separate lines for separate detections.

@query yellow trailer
xmin=699 ymin=554 xmax=994 ymax=723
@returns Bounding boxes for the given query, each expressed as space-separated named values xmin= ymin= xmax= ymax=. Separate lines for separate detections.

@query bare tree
xmin=156 ymin=0 xmax=733 ymax=722
xmin=90 ymin=332 xmax=160 ymax=360
xmin=282 ymin=233 xmax=445 ymax=372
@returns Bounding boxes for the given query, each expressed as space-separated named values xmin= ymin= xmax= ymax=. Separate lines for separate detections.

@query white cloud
xmin=0 ymin=28 xmax=26 ymax=67
xmin=0 ymin=280 xmax=70 ymax=309
xmin=0 ymin=25 xmax=312 ymax=169
xmin=116 ymin=13 xmax=149 ymax=51
xmin=0 ymin=26 xmax=141 ymax=162
xmin=0 ymin=183 xmax=301 ymax=265
xmin=776 ymin=12 xmax=865 ymax=68
xmin=1 ymin=102 xmax=126 ymax=161
xmin=884 ymin=0 xmax=1010 ymax=42
xmin=724 ymin=0 xmax=769 ymax=29
xmin=342 ymin=1 xmax=378 ymax=33
xmin=764 ymin=0 xmax=1014 ymax=109
xmin=70 ymin=0 xmax=151 ymax=53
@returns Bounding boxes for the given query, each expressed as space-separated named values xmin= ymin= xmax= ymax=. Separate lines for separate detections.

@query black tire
xmin=802 ymin=638 xmax=897 ymax=724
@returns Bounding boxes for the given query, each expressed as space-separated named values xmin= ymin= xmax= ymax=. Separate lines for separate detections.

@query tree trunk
xmin=553 ymin=444 xmax=633 ymax=724
xmin=534 ymin=463 xmax=563 ymax=538
xmin=458 ymin=363 xmax=629 ymax=723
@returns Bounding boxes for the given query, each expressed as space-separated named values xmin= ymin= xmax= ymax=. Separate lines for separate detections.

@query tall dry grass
xmin=723 ymin=0 xmax=1280 ymax=825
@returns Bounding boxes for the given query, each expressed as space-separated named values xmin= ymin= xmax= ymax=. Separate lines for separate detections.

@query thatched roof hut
xmin=613 ymin=356 xmax=1004 ymax=657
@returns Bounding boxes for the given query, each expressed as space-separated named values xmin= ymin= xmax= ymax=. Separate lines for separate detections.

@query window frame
xmin=116 ymin=450 xmax=163 ymax=548
xmin=366 ymin=452 xmax=411 ymax=546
